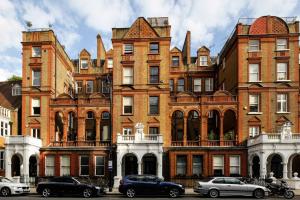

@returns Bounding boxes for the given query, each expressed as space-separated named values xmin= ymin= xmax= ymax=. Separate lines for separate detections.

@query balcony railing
xmin=117 ymin=134 xmax=163 ymax=144
xmin=248 ymin=133 xmax=300 ymax=146
xmin=121 ymin=54 xmax=134 ymax=63
xmin=49 ymin=140 xmax=111 ymax=147
xmin=171 ymin=139 xmax=241 ymax=147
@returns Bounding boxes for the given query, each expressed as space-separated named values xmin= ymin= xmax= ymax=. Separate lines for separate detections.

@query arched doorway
xmin=142 ymin=154 xmax=157 ymax=175
xmin=252 ymin=155 xmax=260 ymax=178
xmin=171 ymin=111 xmax=184 ymax=144
xmin=223 ymin=110 xmax=236 ymax=141
xmin=267 ymin=154 xmax=283 ymax=178
xmin=123 ymin=154 xmax=138 ymax=176
xmin=85 ymin=111 xmax=96 ymax=141
xmin=11 ymin=154 xmax=22 ymax=177
xmin=67 ymin=111 xmax=77 ymax=141
xmin=55 ymin=112 xmax=64 ymax=141
xmin=187 ymin=110 xmax=200 ymax=141
xmin=207 ymin=110 xmax=220 ymax=142
xmin=29 ymin=155 xmax=37 ymax=177
xmin=288 ymin=154 xmax=300 ymax=178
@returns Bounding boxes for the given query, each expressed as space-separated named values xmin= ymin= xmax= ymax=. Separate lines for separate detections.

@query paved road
xmin=4 ymin=194 xmax=300 ymax=200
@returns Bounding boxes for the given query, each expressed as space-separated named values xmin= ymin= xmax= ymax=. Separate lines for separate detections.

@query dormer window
xmin=81 ymin=59 xmax=88 ymax=69
xmin=107 ymin=58 xmax=113 ymax=68
xmin=172 ymin=56 xmax=179 ymax=67
xmin=124 ymin=44 xmax=133 ymax=54
xmin=199 ymin=56 xmax=208 ymax=66
xmin=12 ymin=84 xmax=21 ymax=96
xmin=32 ymin=46 xmax=41 ymax=57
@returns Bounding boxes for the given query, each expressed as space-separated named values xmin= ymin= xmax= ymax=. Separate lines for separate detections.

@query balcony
xmin=171 ymin=139 xmax=242 ymax=147
xmin=117 ymin=133 xmax=163 ymax=144
xmin=147 ymin=54 xmax=160 ymax=62
xmin=248 ymin=51 xmax=262 ymax=59
xmin=248 ymin=133 xmax=300 ymax=146
xmin=5 ymin=135 xmax=42 ymax=147
xmin=49 ymin=140 xmax=111 ymax=147
xmin=275 ymin=49 xmax=290 ymax=58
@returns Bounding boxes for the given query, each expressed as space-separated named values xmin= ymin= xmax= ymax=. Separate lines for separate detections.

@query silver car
xmin=194 ymin=177 xmax=269 ymax=198
xmin=0 ymin=177 xmax=30 ymax=197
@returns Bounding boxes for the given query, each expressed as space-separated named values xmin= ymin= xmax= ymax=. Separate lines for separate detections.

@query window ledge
xmin=275 ymin=49 xmax=290 ymax=52
xmin=276 ymin=112 xmax=290 ymax=114
xmin=121 ymin=114 xmax=133 ymax=116
xmin=276 ymin=80 xmax=291 ymax=82
xmin=248 ymin=112 xmax=263 ymax=115
xmin=248 ymin=81 xmax=262 ymax=83
xmin=30 ymin=115 xmax=41 ymax=117
xmin=248 ymin=50 xmax=261 ymax=53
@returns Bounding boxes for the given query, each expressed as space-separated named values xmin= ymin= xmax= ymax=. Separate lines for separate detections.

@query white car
xmin=0 ymin=177 xmax=30 ymax=197
xmin=194 ymin=177 xmax=269 ymax=198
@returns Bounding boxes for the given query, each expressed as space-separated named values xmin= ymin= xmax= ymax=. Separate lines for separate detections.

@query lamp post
xmin=106 ymin=74 xmax=113 ymax=192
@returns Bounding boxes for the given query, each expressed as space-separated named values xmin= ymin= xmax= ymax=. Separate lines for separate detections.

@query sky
xmin=0 ymin=0 xmax=300 ymax=81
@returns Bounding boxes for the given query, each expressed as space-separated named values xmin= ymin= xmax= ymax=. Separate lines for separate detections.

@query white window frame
xmin=12 ymin=85 xmax=21 ymax=96
xmin=193 ymin=78 xmax=201 ymax=92
xmin=123 ymin=67 xmax=133 ymax=84
xmin=249 ymin=126 xmax=260 ymax=137
xmin=107 ymin=58 xmax=113 ymax=68
xmin=31 ymin=128 xmax=40 ymax=138
xmin=229 ymin=155 xmax=240 ymax=175
xmin=172 ymin=56 xmax=179 ymax=67
xmin=213 ymin=155 xmax=224 ymax=175
xmin=123 ymin=96 xmax=133 ymax=114
xmin=249 ymin=94 xmax=260 ymax=113
xmin=176 ymin=155 xmax=187 ymax=175
xmin=277 ymin=94 xmax=288 ymax=113
xmin=124 ymin=44 xmax=133 ymax=54
xmin=249 ymin=64 xmax=260 ymax=82
xmin=95 ymin=156 xmax=105 ymax=176
xmin=249 ymin=40 xmax=260 ymax=51
xmin=31 ymin=98 xmax=40 ymax=116
xmin=86 ymin=80 xmax=93 ymax=93
xmin=32 ymin=46 xmax=41 ymax=57
xmin=0 ymin=121 xmax=3 ymax=136
xmin=75 ymin=81 xmax=83 ymax=94
xmin=205 ymin=78 xmax=213 ymax=92
xmin=276 ymin=39 xmax=288 ymax=50
xmin=79 ymin=156 xmax=89 ymax=176
xmin=32 ymin=70 xmax=41 ymax=86
xmin=45 ymin=155 xmax=55 ymax=176
xmin=60 ymin=155 xmax=70 ymax=176
xmin=80 ymin=59 xmax=88 ymax=69
xmin=199 ymin=56 xmax=208 ymax=66
xmin=123 ymin=127 xmax=132 ymax=135
xmin=277 ymin=63 xmax=288 ymax=81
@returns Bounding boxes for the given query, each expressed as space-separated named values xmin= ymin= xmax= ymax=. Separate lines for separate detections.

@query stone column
xmin=157 ymin=151 xmax=163 ymax=178
xmin=260 ymin=154 xmax=267 ymax=178
xmin=220 ymin=116 xmax=224 ymax=146
xmin=183 ymin=117 xmax=187 ymax=146
xmin=114 ymin=149 xmax=122 ymax=188
xmin=138 ymin=161 xmax=142 ymax=175
xmin=23 ymin=150 xmax=29 ymax=184
xmin=96 ymin=118 xmax=101 ymax=142
xmin=283 ymin=163 xmax=288 ymax=179
xmin=201 ymin=116 xmax=208 ymax=146
xmin=63 ymin=119 xmax=68 ymax=142
xmin=249 ymin=163 xmax=253 ymax=178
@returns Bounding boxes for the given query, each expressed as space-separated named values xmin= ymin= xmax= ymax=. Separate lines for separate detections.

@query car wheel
xmin=126 ymin=188 xmax=136 ymax=198
xmin=208 ymin=189 xmax=219 ymax=198
xmin=169 ymin=188 xmax=180 ymax=198
xmin=83 ymin=188 xmax=92 ymax=198
xmin=253 ymin=189 xmax=264 ymax=199
xmin=1 ymin=187 xmax=11 ymax=197
xmin=42 ymin=188 xmax=51 ymax=197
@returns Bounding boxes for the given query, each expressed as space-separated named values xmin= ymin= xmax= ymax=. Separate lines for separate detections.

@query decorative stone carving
xmin=281 ymin=121 xmax=292 ymax=140
xmin=135 ymin=122 xmax=144 ymax=141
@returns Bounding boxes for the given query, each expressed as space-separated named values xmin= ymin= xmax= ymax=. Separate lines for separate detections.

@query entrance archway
xmin=288 ymin=154 xmax=300 ymax=178
xmin=29 ymin=155 xmax=37 ymax=177
xmin=11 ymin=154 xmax=22 ymax=177
xmin=122 ymin=154 xmax=138 ymax=176
xmin=267 ymin=154 xmax=283 ymax=178
xmin=252 ymin=155 xmax=260 ymax=178
xmin=142 ymin=154 xmax=157 ymax=175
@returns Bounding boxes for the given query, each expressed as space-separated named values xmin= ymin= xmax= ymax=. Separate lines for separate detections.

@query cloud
xmin=0 ymin=0 xmax=24 ymax=52
xmin=0 ymin=55 xmax=22 ymax=81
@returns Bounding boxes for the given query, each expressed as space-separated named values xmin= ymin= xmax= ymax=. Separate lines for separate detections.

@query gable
xmin=248 ymin=116 xmax=261 ymax=123
xmin=124 ymin=17 xmax=159 ymax=39
xmin=276 ymin=116 xmax=289 ymax=124
xmin=147 ymin=117 xmax=160 ymax=124
xmin=80 ymin=49 xmax=91 ymax=57
xmin=121 ymin=117 xmax=134 ymax=124
xmin=29 ymin=118 xmax=40 ymax=125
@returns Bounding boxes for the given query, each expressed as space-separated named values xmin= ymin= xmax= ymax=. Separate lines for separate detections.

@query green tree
xmin=7 ymin=75 xmax=22 ymax=82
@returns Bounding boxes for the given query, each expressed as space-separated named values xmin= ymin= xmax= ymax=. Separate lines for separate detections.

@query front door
xmin=143 ymin=156 xmax=156 ymax=175
xmin=124 ymin=155 xmax=138 ymax=175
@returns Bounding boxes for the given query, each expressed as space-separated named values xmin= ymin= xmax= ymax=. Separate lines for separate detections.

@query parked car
xmin=194 ymin=177 xmax=269 ymax=198
xmin=119 ymin=175 xmax=185 ymax=198
xmin=0 ymin=176 xmax=30 ymax=197
xmin=36 ymin=176 xmax=105 ymax=198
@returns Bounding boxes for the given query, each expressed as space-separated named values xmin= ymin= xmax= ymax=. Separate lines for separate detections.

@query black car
xmin=119 ymin=175 xmax=185 ymax=198
xmin=36 ymin=176 xmax=105 ymax=198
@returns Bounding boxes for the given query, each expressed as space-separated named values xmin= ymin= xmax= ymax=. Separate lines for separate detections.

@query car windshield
xmin=0 ymin=178 xmax=13 ymax=183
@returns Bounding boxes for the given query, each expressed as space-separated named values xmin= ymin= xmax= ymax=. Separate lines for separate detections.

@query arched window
xmin=85 ymin=111 xmax=96 ymax=140
xmin=171 ymin=111 xmax=184 ymax=142
xmin=55 ymin=112 xmax=64 ymax=141
xmin=187 ymin=110 xmax=200 ymax=141
xmin=67 ymin=112 xmax=77 ymax=141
